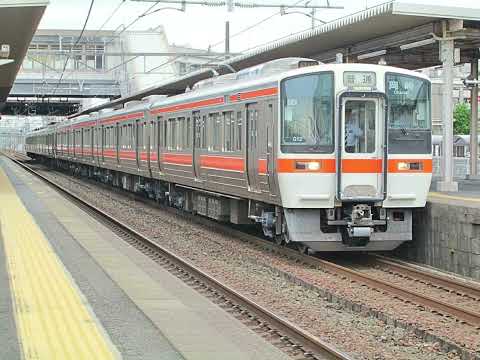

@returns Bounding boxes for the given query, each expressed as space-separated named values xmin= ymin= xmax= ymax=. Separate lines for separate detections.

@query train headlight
xmin=397 ymin=161 xmax=423 ymax=171
xmin=295 ymin=161 xmax=321 ymax=171
xmin=307 ymin=161 xmax=321 ymax=171
xmin=397 ymin=162 xmax=410 ymax=171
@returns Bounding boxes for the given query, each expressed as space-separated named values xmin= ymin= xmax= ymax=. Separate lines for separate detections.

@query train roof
xmin=28 ymin=60 xmax=430 ymax=136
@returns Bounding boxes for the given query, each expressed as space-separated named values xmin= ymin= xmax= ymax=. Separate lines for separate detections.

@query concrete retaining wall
xmin=396 ymin=200 xmax=480 ymax=280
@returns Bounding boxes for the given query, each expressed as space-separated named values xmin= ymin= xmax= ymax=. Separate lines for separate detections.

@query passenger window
xmin=168 ymin=118 xmax=176 ymax=150
xmin=210 ymin=113 xmax=221 ymax=151
xmin=223 ymin=112 xmax=234 ymax=152
xmin=236 ymin=111 xmax=243 ymax=151
xmin=201 ymin=115 xmax=207 ymax=149
xmin=177 ymin=117 xmax=185 ymax=150
xmin=186 ymin=117 xmax=191 ymax=149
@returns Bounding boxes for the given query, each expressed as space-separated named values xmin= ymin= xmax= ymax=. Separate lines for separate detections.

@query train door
xmin=158 ymin=116 xmax=165 ymax=173
xmin=266 ymin=101 xmax=278 ymax=197
xmin=91 ymin=127 xmax=94 ymax=160
xmin=116 ymin=123 xmax=120 ymax=165
xmin=147 ymin=119 xmax=153 ymax=174
xmin=135 ymin=119 xmax=141 ymax=169
xmin=246 ymin=103 xmax=261 ymax=192
xmin=338 ymin=96 xmax=386 ymax=201
xmin=100 ymin=125 xmax=103 ymax=163
xmin=192 ymin=111 xmax=202 ymax=180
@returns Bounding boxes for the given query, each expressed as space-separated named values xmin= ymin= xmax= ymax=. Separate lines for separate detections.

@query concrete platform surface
xmin=0 ymin=157 xmax=291 ymax=360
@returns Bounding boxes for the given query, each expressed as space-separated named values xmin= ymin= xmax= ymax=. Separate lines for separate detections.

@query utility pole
xmin=468 ymin=57 xmax=479 ymax=179
xmin=311 ymin=8 xmax=315 ymax=30
xmin=225 ymin=21 xmax=230 ymax=60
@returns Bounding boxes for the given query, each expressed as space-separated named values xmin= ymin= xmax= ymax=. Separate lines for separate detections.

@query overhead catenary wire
xmin=93 ymin=0 xmax=127 ymax=37
xmin=208 ymin=0 xmax=309 ymax=50
xmin=52 ymin=0 xmax=95 ymax=95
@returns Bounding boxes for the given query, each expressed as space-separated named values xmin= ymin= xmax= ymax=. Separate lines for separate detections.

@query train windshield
xmin=281 ymin=73 xmax=334 ymax=153
xmin=386 ymin=73 xmax=431 ymax=154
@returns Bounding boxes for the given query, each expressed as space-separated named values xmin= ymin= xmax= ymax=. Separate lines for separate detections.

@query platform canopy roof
xmin=0 ymin=0 xmax=48 ymax=103
xmin=76 ymin=1 xmax=480 ymax=116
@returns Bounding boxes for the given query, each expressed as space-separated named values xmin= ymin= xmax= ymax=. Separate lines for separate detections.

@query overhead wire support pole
xmin=468 ymin=56 xmax=479 ymax=179
xmin=437 ymin=20 xmax=458 ymax=192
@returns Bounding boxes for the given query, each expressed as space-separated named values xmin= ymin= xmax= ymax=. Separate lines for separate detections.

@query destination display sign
xmin=343 ymin=71 xmax=376 ymax=89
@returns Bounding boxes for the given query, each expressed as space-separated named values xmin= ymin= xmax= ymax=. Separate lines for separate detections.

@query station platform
xmin=0 ymin=156 xmax=290 ymax=360
xmin=430 ymin=179 xmax=480 ymax=207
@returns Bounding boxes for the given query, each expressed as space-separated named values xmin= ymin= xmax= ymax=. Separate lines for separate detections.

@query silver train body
xmin=26 ymin=58 xmax=433 ymax=252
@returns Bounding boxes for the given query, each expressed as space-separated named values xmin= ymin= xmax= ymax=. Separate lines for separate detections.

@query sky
xmin=38 ymin=0 xmax=480 ymax=53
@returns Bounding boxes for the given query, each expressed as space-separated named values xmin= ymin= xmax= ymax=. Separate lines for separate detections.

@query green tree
xmin=453 ymin=102 xmax=471 ymax=135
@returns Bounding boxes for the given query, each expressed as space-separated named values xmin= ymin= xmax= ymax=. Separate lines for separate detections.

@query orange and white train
xmin=26 ymin=58 xmax=433 ymax=252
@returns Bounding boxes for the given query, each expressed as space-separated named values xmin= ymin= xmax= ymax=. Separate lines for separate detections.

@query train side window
xmin=186 ymin=117 xmax=191 ymax=149
xmin=177 ymin=117 xmax=185 ymax=150
xmin=129 ymin=123 xmax=134 ymax=150
xmin=209 ymin=112 xmax=221 ymax=151
xmin=162 ymin=117 xmax=167 ymax=148
xmin=201 ymin=115 xmax=207 ymax=149
xmin=223 ymin=111 xmax=234 ymax=152
xmin=168 ymin=118 xmax=176 ymax=150
xmin=137 ymin=122 xmax=143 ymax=150
xmin=150 ymin=121 xmax=154 ymax=151
xmin=236 ymin=111 xmax=243 ymax=151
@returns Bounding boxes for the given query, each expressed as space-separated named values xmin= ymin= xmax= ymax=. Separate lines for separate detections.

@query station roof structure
xmin=0 ymin=0 xmax=48 ymax=103
xmin=76 ymin=1 xmax=480 ymax=116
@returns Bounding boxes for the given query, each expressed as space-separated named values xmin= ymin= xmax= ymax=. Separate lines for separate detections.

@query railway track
xmin=4 ymin=154 xmax=353 ymax=360
xmin=370 ymin=255 xmax=480 ymax=301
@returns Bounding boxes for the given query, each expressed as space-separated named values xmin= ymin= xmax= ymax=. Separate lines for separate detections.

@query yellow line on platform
xmin=429 ymin=192 xmax=480 ymax=204
xmin=0 ymin=168 xmax=118 ymax=360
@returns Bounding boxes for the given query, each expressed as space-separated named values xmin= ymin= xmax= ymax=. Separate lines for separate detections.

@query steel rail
xmin=4 ymin=155 xmax=353 ymax=360
xmin=370 ymin=254 xmax=480 ymax=300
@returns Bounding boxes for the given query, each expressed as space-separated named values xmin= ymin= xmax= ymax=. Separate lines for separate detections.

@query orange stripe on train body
xmin=200 ymin=155 xmax=244 ymax=172
xmin=277 ymin=158 xmax=432 ymax=174
xmin=342 ymin=159 xmax=383 ymax=173
xmin=161 ymin=153 xmax=193 ymax=165
xmin=151 ymin=97 xmax=225 ymax=115
xmin=230 ymin=87 xmax=278 ymax=102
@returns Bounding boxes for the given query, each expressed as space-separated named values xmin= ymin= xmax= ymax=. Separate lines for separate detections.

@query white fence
xmin=432 ymin=157 xmax=479 ymax=178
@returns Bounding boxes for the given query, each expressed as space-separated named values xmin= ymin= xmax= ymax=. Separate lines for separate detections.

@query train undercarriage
xmin=31 ymin=155 xmax=413 ymax=253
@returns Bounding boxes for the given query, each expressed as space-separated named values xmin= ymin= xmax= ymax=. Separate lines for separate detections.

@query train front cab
xmin=277 ymin=66 xmax=432 ymax=252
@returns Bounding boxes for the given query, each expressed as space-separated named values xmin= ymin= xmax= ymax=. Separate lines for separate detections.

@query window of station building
xmin=73 ymin=45 xmax=84 ymax=71
xmin=178 ymin=62 xmax=187 ymax=75
xmin=223 ymin=112 xmax=235 ymax=152
xmin=189 ymin=64 xmax=200 ymax=72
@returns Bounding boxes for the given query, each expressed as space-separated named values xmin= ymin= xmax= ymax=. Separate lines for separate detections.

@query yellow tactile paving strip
xmin=429 ymin=192 xmax=480 ymax=204
xmin=0 ymin=168 xmax=118 ymax=360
